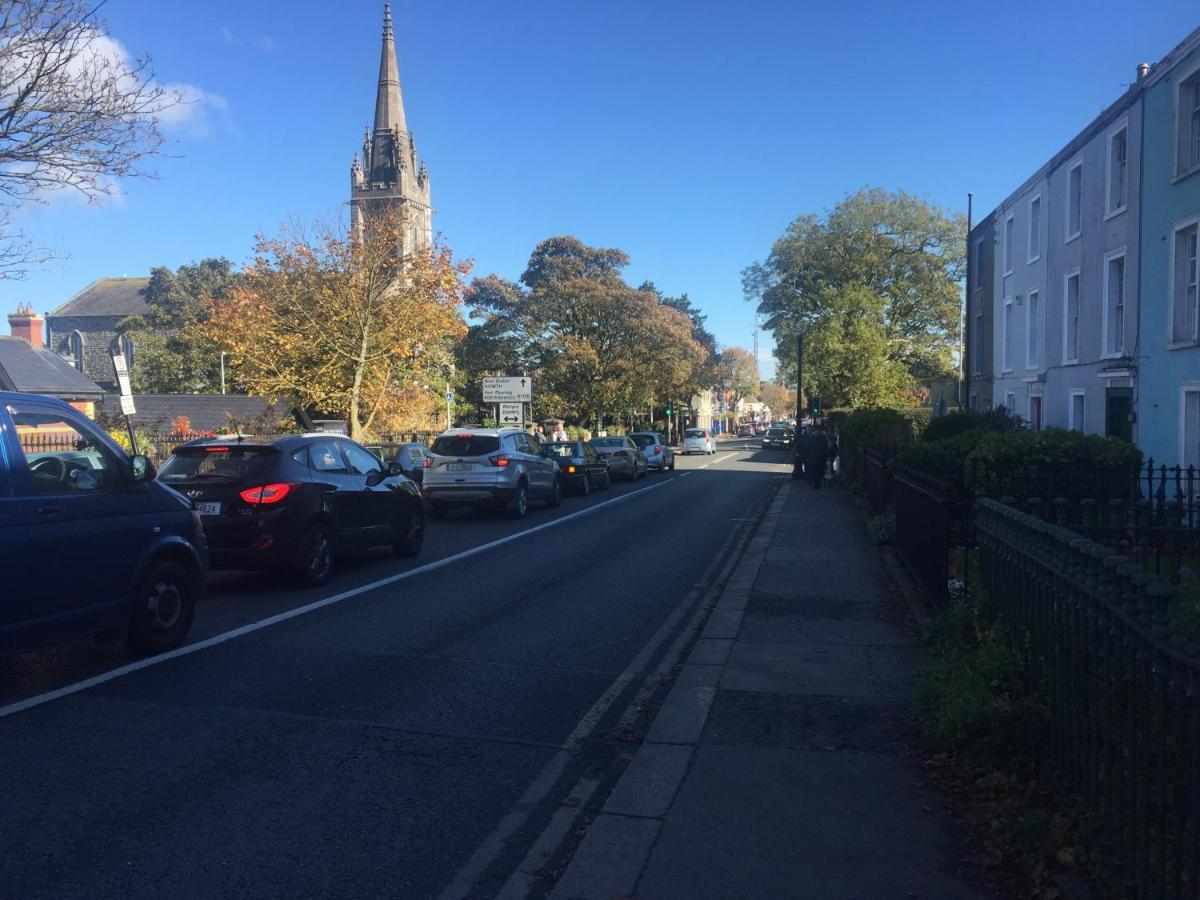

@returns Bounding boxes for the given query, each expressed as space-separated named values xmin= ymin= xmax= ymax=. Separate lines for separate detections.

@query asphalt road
xmin=0 ymin=438 xmax=794 ymax=899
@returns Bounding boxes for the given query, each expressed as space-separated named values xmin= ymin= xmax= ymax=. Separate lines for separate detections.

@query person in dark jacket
xmin=791 ymin=427 xmax=809 ymax=480
xmin=806 ymin=425 xmax=829 ymax=490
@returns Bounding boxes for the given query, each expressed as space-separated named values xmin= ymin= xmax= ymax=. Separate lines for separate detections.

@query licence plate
xmin=196 ymin=502 xmax=221 ymax=516
xmin=446 ymin=463 xmax=473 ymax=472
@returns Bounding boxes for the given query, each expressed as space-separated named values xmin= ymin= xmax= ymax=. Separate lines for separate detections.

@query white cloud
xmin=257 ymin=35 xmax=277 ymax=52
xmin=220 ymin=25 xmax=236 ymax=44
xmin=157 ymin=82 xmax=233 ymax=138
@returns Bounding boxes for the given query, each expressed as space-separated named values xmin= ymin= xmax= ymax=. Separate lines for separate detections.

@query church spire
xmin=373 ymin=3 xmax=407 ymax=138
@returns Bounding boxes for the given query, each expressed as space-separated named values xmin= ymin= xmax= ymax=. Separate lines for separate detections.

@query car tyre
xmin=669 ymin=458 xmax=676 ymax=471
xmin=394 ymin=506 xmax=425 ymax=557
xmin=125 ymin=559 xmax=197 ymax=655
xmin=546 ymin=477 xmax=562 ymax=508
xmin=510 ymin=481 xmax=529 ymax=519
xmin=602 ymin=469 xmax=612 ymax=489
xmin=295 ymin=520 xmax=335 ymax=587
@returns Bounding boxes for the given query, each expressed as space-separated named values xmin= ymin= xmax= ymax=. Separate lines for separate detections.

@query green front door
xmin=1105 ymin=388 xmax=1133 ymax=443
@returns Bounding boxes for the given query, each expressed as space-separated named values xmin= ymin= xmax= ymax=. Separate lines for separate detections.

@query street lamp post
xmin=220 ymin=352 xmax=227 ymax=395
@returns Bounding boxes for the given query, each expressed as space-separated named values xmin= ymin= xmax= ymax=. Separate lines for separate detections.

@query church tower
xmin=350 ymin=3 xmax=432 ymax=255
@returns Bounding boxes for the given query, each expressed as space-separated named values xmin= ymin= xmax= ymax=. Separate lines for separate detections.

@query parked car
xmin=157 ymin=433 xmax=424 ymax=587
xmin=367 ymin=441 xmax=429 ymax=486
xmin=630 ymin=432 xmax=675 ymax=472
xmin=762 ymin=427 xmax=794 ymax=450
xmin=0 ymin=391 xmax=207 ymax=656
xmin=541 ymin=440 xmax=611 ymax=494
xmin=736 ymin=423 xmax=754 ymax=437
xmin=682 ymin=428 xmax=715 ymax=455
xmin=587 ymin=436 xmax=647 ymax=480
xmin=422 ymin=427 xmax=561 ymax=519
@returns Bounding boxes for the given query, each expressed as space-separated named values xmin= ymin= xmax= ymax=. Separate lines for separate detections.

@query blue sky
xmin=2 ymin=0 xmax=1197 ymax=381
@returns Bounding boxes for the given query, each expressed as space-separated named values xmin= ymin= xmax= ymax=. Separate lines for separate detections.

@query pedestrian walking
xmin=806 ymin=425 xmax=829 ymax=490
xmin=791 ymin=427 xmax=809 ymax=481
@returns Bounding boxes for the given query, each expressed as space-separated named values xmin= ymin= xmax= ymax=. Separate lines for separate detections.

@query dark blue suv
xmin=0 ymin=392 xmax=208 ymax=656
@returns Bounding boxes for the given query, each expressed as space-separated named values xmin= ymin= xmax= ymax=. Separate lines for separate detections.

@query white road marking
xmin=0 ymin=477 xmax=681 ymax=721
xmin=695 ymin=451 xmax=734 ymax=470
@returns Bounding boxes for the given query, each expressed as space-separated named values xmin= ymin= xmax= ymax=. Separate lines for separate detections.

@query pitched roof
xmin=96 ymin=393 xmax=290 ymax=433
xmin=0 ymin=337 xmax=105 ymax=399
xmin=49 ymin=277 xmax=151 ymax=318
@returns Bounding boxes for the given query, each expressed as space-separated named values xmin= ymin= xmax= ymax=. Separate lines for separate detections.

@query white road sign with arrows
xmin=482 ymin=376 xmax=532 ymax=402
xmin=498 ymin=402 xmax=523 ymax=425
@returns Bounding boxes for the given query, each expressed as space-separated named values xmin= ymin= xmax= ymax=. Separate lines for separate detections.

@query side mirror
xmin=388 ymin=460 xmax=404 ymax=476
xmin=130 ymin=454 xmax=156 ymax=483
xmin=366 ymin=469 xmax=386 ymax=487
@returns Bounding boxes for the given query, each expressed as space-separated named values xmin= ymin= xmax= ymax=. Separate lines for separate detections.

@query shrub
xmin=964 ymin=428 xmax=1141 ymax=501
xmin=866 ymin=511 xmax=896 ymax=545
xmin=922 ymin=407 xmax=1024 ymax=444
xmin=841 ymin=407 xmax=925 ymax=453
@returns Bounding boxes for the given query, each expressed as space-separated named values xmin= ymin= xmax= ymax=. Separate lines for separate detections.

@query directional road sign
xmin=483 ymin=376 xmax=532 ymax=403
xmin=498 ymin=402 xmax=523 ymax=425
xmin=445 ymin=389 xmax=454 ymax=403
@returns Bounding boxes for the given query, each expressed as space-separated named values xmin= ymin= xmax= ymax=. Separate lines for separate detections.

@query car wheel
xmin=669 ymin=458 xmax=675 ymax=471
xmin=295 ymin=521 xmax=335 ymax=587
xmin=428 ymin=502 xmax=446 ymax=520
xmin=602 ymin=470 xmax=612 ymax=489
xmin=510 ymin=481 xmax=529 ymax=519
xmin=125 ymin=559 xmax=197 ymax=655
xmin=546 ymin=477 xmax=562 ymax=508
xmin=394 ymin=506 xmax=425 ymax=557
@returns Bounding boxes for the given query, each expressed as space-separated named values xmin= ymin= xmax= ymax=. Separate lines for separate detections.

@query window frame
xmin=1065 ymin=160 xmax=1083 ymax=243
xmin=973 ymin=237 xmax=985 ymax=292
xmin=971 ymin=310 xmax=984 ymax=376
xmin=1102 ymin=247 xmax=1127 ymax=359
xmin=1168 ymin=213 xmax=1200 ymax=347
xmin=1173 ymin=59 xmax=1200 ymax=181
xmin=1026 ymin=288 xmax=1041 ymax=370
xmin=1027 ymin=194 xmax=1042 ymax=263
xmin=1004 ymin=391 xmax=1016 ymax=413
xmin=68 ymin=330 xmax=85 ymax=373
xmin=1003 ymin=213 xmax=1015 ymax=276
xmin=1063 ymin=268 xmax=1082 ymax=364
xmin=1028 ymin=394 xmax=1043 ymax=431
xmin=1001 ymin=296 xmax=1015 ymax=373
xmin=1180 ymin=381 xmax=1200 ymax=469
xmin=1105 ymin=119 xmax=1129 ymax=219
xmin=1069 ymin=389 xmax=1086 ymax=433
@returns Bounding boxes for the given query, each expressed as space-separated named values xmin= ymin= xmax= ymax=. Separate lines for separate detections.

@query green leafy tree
xmin=116 ymin=258 xmax=241 ymax=393
xmin=714 ymin=347 xmax=760 ymax=408
xmin=744 ymin=187 xmax=965 ymax=407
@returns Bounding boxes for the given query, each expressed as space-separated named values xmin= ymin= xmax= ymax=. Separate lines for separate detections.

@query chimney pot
xmin=1137 ymin=62 xmax=1150 ymax=80
xmin=8 ymin=303 xmax=44 ymax=349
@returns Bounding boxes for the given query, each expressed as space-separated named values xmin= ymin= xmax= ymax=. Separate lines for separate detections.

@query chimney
xmin=8 ymin=303 xmax=44 ymax=349
xmin=1137 ymin=62 xmax=1150 ymax=81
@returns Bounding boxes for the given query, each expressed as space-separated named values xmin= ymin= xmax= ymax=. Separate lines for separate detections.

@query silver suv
xmin=423 ymin=427 xmax=562 ymax=519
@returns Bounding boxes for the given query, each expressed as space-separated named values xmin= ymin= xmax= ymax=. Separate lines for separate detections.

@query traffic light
xmin=665 ymin=405 xmax=672 ymax=416
xmin=810 ymin=397 xmax=823 ymax=417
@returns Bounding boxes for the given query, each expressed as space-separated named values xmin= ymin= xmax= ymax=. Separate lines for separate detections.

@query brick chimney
xmin=8 ymin=304 xmax=44 ymax=349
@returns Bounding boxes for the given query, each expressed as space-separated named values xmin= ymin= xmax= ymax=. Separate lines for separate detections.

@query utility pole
xmin=962 ymin=192 xmax=973 ymax=410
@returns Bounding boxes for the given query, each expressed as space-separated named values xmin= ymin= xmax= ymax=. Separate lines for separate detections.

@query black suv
xmin=158 ymin=434 xmax=425 ymax=586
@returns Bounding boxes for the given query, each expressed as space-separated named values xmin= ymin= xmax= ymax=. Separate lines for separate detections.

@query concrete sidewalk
xmin=550 ymin=478 xmax=997 ymax=900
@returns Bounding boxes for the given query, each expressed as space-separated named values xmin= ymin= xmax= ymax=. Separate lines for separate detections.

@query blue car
xmin=0 ymin=391 xmax=208 ymax=656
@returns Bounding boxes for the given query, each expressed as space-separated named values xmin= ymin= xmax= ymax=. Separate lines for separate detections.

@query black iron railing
xmin=976 ymin=499 xmax=1200 ymax=900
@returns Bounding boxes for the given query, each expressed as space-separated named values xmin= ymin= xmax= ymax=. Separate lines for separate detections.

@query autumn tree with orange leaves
xmin=206 ymin=211 xmax=468 ymax=440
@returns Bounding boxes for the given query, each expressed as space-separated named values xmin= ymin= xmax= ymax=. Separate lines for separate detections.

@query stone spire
xmin=373 ymin=3 xmax=407 ymax=139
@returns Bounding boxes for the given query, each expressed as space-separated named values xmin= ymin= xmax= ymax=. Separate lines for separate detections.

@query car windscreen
xmin=631 ymin=435 xmax=657 ymax=448
xmin=543 ymin=442 xmax=578 ymax=457
xmin=685 ymin=430 xmax=705 ymax=438
xmin=431 ymin=434 xmax=501 ymax=457
xmin=159 ymin=446 xmax=280 ymax=483
xmin=589 ymin=438 xmax=625 ymax=448
xmin=767 ymin=429 xmax=787 ymax=437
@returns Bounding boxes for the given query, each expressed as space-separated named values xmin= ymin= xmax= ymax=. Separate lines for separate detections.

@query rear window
xmin=544 ymin=442 xmax=578 ymax=457
xmin=631 ymin=435 xmax=657 ymax=448
xmin=590 ymin=438 xmax=625 ymax=448
xmin=685 ymin=429 xmax=706 ymax=438
xmin=159 ymin=446 xmax=279 ymax=483
xmin=431 ymin=434 xmax=501 ymax=457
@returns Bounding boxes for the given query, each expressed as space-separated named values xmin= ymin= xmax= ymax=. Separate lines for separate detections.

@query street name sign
xmin=498 ymin=402 xmax=523 ymax=425
xmin=483 ymin=376 xmax=532 ymax=403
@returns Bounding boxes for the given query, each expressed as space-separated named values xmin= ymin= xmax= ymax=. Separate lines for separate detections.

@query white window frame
xmin=973 ymin=237 xmax=985 ymax=292
xmin=68 ymin=330 xmax=85 ymax=373
xmin=1002 ymin=296 xmax=1015 ymax=373
xmin=1174 ymin=59 xmax=1200 ymax=181
xmin=1101 ymin=247 xmax=1127 ymax=359
xmin=1063 ymin=268 xmax=1081 ymax=364
xmin=1028 ymin=394 xmax=1043 ymax=431
xmin=1027 ymin=193 xmax=1042 ymax=263
xmin=1004 ymin=391 xmax=1015 ymax=413
xmin=1065 ymin=160 xmax=1083 ymax=243
xmin=1003 ymin=213 xmax=1015 ymax=276
xmin=1168 ymin=213 xmax=1200 ymax=347
xmin=1105 ymin=119 xmax=1129 ymax=218
xmin=1181 ymin=382 xmax=1200 ymax=469
xmin=1069 ymin=389 xmax=1086 ymax=433
xmin=1026 ymin=288 xmax=1041 ymax=369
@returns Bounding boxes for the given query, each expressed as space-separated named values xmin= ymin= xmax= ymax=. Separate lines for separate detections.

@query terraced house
xmin=966 ymin=25 xmax=1200 ymax=456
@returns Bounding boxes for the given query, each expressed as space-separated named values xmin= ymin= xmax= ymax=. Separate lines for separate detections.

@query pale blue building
xmin=1139 ymin=30 xmax=1200 ymax=467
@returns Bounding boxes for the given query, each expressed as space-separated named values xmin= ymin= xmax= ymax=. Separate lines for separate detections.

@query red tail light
xmin=614 ymin=450 xmax=628 ymax=457
xmin=423 ymin=457 xmax=432 ymax=468
xmin=489 ymin=454 xmax=511 ymax=467
xmin=240 ymin=483 xmax=293 ymax=505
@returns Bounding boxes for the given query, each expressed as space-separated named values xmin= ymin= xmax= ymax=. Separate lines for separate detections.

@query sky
xmin=2 ymin=0 xmax=1197 ymax=382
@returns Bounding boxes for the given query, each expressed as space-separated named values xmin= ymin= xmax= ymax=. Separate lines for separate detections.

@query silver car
xmin=682 ymin=428 xmax=715 ymax=455
xmin=422 ymin=428 xmax=561 ymax=519
xmin=630 ymin=432 xmax=675 ymax=472
xmin=587 ymin=436 xmax=647 ymax=481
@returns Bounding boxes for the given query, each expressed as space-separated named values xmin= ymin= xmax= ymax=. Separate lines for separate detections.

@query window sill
xmin=1168 ymin=339 xmax=1200 ymax=350
xmin=1101 ymin=351 xmax=1126 ymax=360
xmin=1025 ymin=364 xmax=1040 ymax=371
xmin=1104 ymin=205 xmax=1127 ymax=222
xmin=1001 ymin=369 xmax=1014 ymax=375
xmin=1171 ymin=164 xmax=1200 ymax=185
xmin=1003 ymin=268 xmax=1014 ymax=278
xmin=1065 ymin=232 xmax=1081 ymax=245
xmin=1063 ymin=358 xmax=1080 ymax=366
xmin=1027 ymin=254 xmax=1041 ymax=265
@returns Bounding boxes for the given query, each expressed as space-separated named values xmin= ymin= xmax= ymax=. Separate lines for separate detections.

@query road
xmin=0 ymin=439 xmax=793 ymax=899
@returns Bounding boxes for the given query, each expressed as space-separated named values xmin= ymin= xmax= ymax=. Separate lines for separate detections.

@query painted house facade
xmin=966 ymin=212 xmax=996 ymax=412
xmin=1138 ymin=33 xmax=1200 ymax=467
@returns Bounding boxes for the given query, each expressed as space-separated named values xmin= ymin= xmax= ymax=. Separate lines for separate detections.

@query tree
xmin=0 ymin=0 xmax=179 ymax=279
xmin=464 ymin=237 xmax=710 ymax=427
xmin=743 ymin=187 xmax=965 ymax=407
xmin=117 ymin=258 xmax=240 ymax=394
xmin=714 ymin=347 xmax=760 ymax=408
xmin=758 ymin=381 xmax=795 ymax=416
xmin=204 ymin=211 xmax=469 ymax=440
